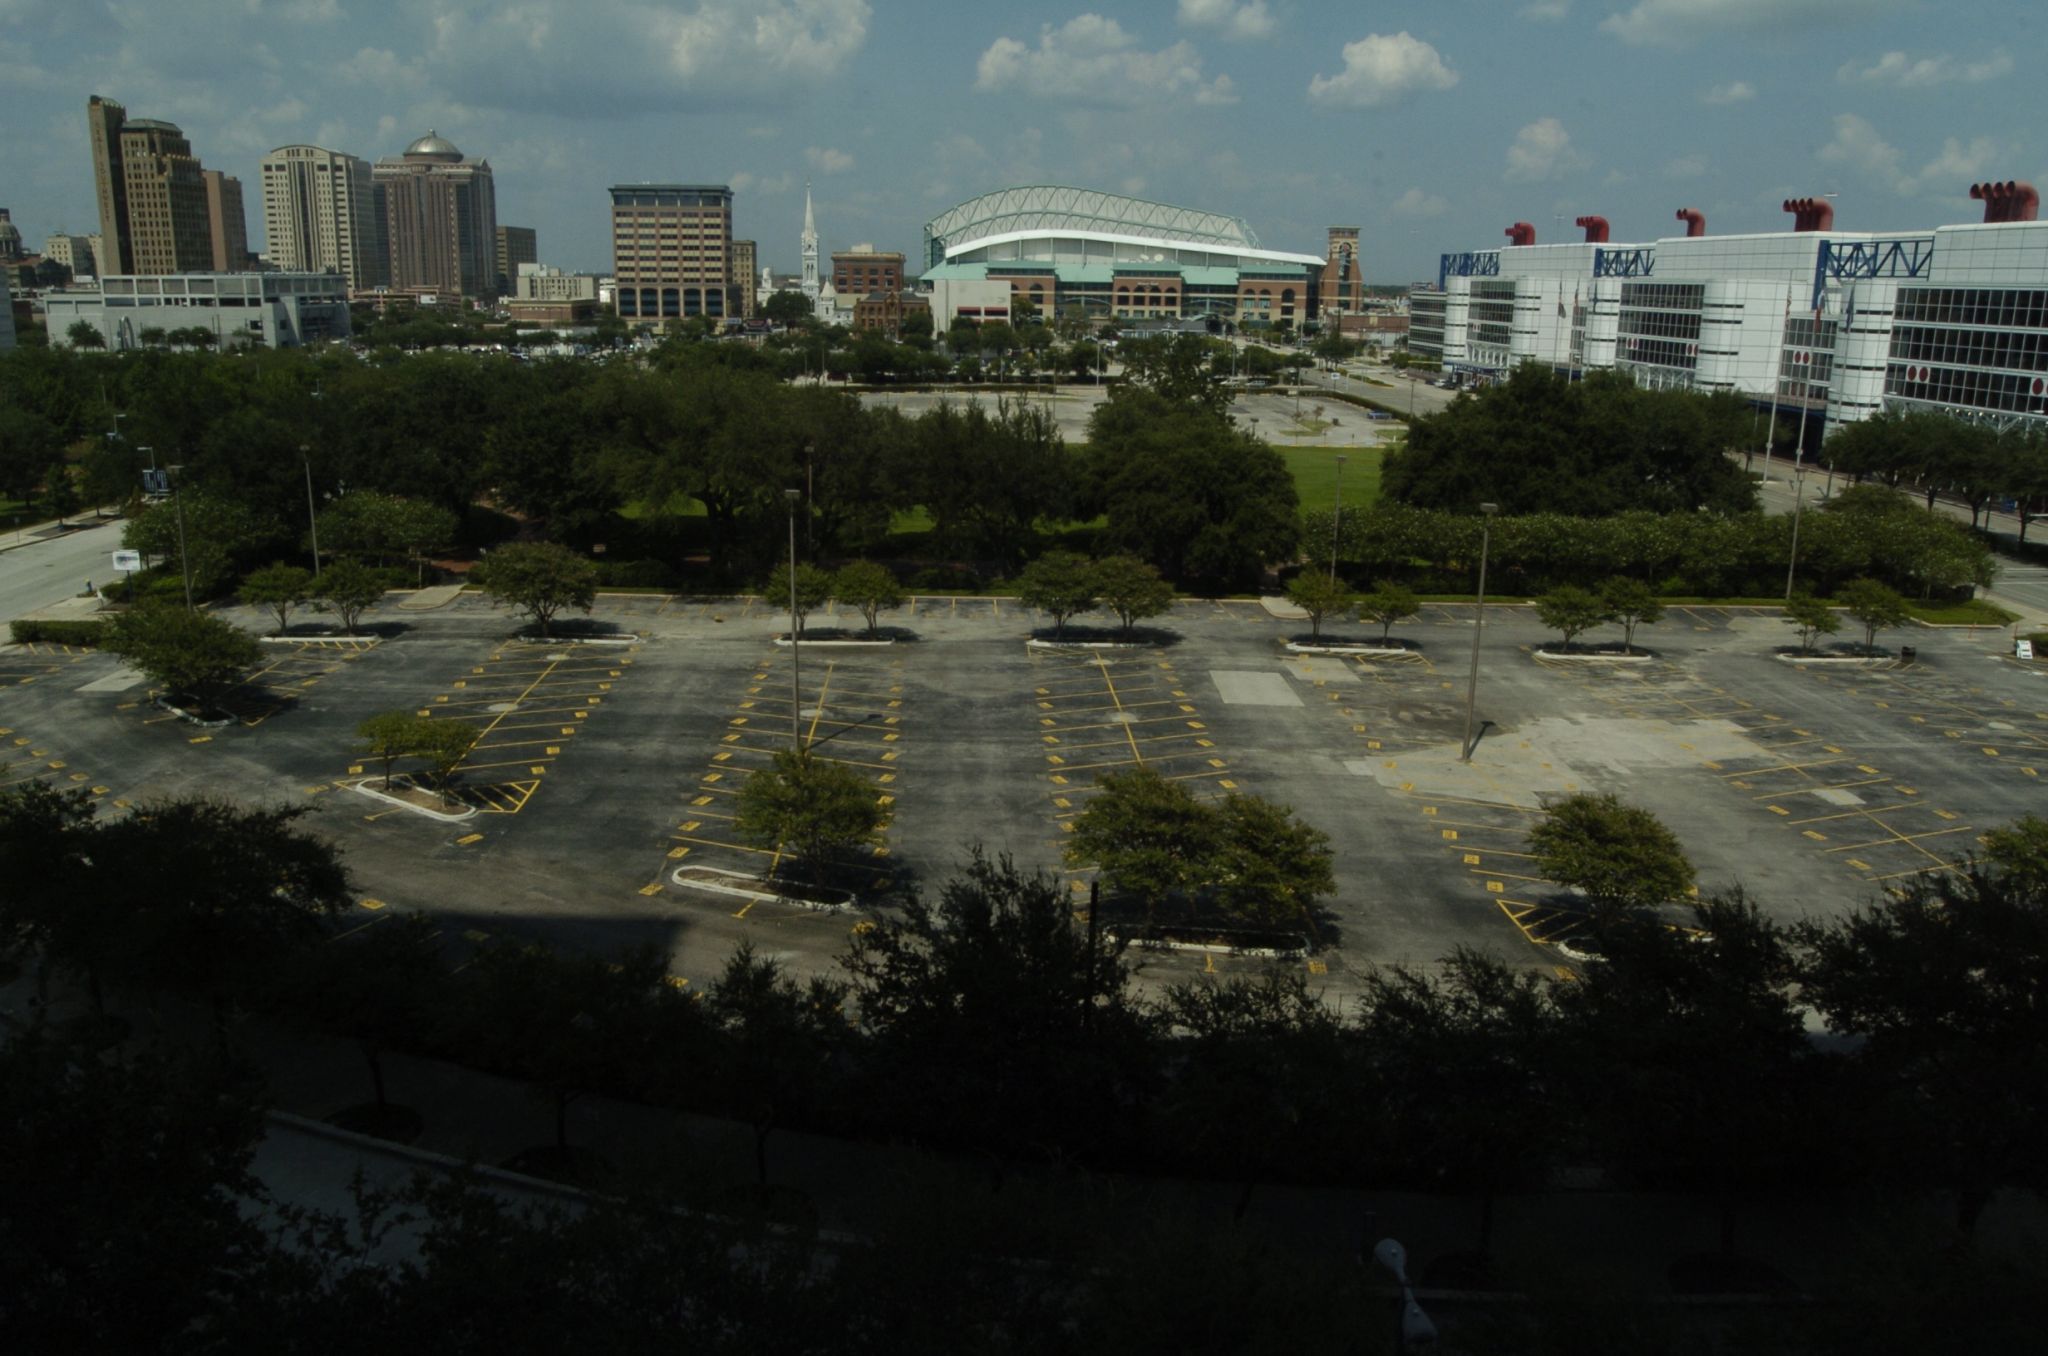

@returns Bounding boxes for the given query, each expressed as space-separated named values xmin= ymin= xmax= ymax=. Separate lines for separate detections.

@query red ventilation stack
xmin=1575 ymin=215 xmax=1610 ymax=243
xmin=1504 ymin=222 xmax=1537 ymax=246
xmin=1782 ymin=198 xmax=1835 ymax=232
xmin=1675 ymin=208 xmax=1706 ymax=237
xmin=1970 ymin=181 xmax=2040 ymax=223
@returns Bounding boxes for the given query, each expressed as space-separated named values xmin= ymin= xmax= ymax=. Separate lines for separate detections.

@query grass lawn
xmin=1282 ymin=446 xmax=1382 ymax=516
xmin=1904 ymin=598 xmax=2020 ymax=626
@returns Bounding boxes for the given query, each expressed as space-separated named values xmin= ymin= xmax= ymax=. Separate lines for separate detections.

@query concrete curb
xmin=350 ymin=778 xmax=479 ymax=822
xmin=1285 ymin=641 xmax=1412 ymax=657
xmin=1532 ymin=649 xmax=1656 ymax=664
xmin=670 ymin=863 xmax=856 ymax=913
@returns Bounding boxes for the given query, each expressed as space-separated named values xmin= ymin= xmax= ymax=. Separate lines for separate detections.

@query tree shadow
xmin=1028 ymin=624 xmax=1183 ymax=647
xmin=521 ymin=617 xmax=626 ymax=640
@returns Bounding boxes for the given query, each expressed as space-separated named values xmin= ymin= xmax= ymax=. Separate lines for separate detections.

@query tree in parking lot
xmin=766 ymin=560 xmax=835 ymax=638
xmin=1835 ymin=577 xmax=1909 ymax=653
xmin=414 ymin=719 xmax=479 ymax=798
xmin=830 ymin=561 xmax=904 ymax=639
xmin=478 ymin=541 xmax=597 ymax=638
xmin=1092 ymin=554 xmax=1175 ymax=640
xmin=1599 ymin=577 xmax=1665 ymax=655
xmin=103 ymin=603 xmax=262 ymax=718
xmin=1284 ymin=571 xmax=1354 ymax=642
xmin=240 ymin=562 xmax=313 ymax=636
xmin=1528 ymin=792 xmax=1695 ymax=927
xmin=1783 ymin=592 xmax=1839 ymax=655
xmin=314 ymin=557 xmax=384 ymax=635
xmin=1357 ymin=580 xmax=1420 ymax=644
xmin=736 ymin=747 xmax=886 ymax=877
xmin=1015 ymin=550 xmax=1099 ymax=640
xmin=1534 ymin=585 xmax=1613 ymax=653
xmin=355 ymin=712 xmax=420 ymax=790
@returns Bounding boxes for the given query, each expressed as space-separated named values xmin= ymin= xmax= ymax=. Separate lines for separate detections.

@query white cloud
xmin=1702 ymin=80 xmax=1753 ymax=104
xmin=1307 ymin=32 xmax=1458 ymax=108
xmin=1818 ymin=112 xmax=1911 ymax=193
xmin=1604 ymin=0 xmax=1906 ymax=49
xmin=1920 ymin=136 xmax=1998 ymax=185
xmin=975 ymin=15 xmax=1235 ymax=107
xmin=1520 ymin=1 xmax=1570 ymax=20
xmin=1838 ymin=51 xmax=2013 ymax=89
xmin=409 ymin=0 xmax=873 ymax=114
xmin=1390 ymin=187 xmax=1448 ymax=218
xmin=805 ymin=145 xmax=855 ymax=173
xmin=1664 ymin=154 xmax=1708 ymax=178
xmin=1505 ymin=117 xmax=1588 ymax=182
xmin=1175 ymin=0 xmax=1273 ymax=40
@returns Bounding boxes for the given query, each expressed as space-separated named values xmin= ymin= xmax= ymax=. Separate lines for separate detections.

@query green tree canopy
xmin=765 ymin=560 xmax=834 ymax=637
xmin=1357 ymin=580 xmax=1420 ymax=643
xmin=734 ymin=746 xmax=885 ymax=877
xmin=1599 ymin=576 xmax=1665 ymax=654
xmin=1834 ymin=577 xmax=1909 ymax=652
xmin=1783 ymin=592 xmax=1839 ymax=654
xmin=240 ymin=562 xmax=312 ymax=636
xmin=1528 ymin=791 xmax=1696 ymax=924
xmin=1015 ymin=549 xmax=1100 ymax=640
xmin=1285 ymin=571 xmax=1354 ymax=642
xmin=1092 ymin=554 xmax=1175 ymax=640
xmin=314 ymin=556 xmax=384 ymax=634
xmin=1384 ymin=364 xmax=1755 ymax=517
xmin=1082 ymin=388 xmax=1299 ymax=588
xmin=478 ymin=541 xmax=597 ymax=637
xmin=830 ymin=560 xmax=904 ymax=639
xmin=1534 ymin=584 xmax=1614 ymax=651
xmin=103 ymin=603 xmax=262 ymax=716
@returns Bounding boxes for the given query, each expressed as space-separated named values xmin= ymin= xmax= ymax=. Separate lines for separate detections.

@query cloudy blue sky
xmin=2 ymin=0 xmax=2038 ymax=281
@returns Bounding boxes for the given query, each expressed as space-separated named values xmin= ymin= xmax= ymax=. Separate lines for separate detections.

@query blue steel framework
xmin=1812 ymin=236 xmax=1937 ymax=311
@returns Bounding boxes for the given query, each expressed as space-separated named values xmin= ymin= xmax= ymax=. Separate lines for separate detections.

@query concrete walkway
xmin=397 ymin=583 xmax=467 ymax=611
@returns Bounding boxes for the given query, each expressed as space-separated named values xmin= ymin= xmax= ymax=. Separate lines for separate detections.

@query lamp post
xmin=168 ymin=463 xmax=194 ymax=613
xmin=1330 ymin=454 xmax=1347 ymax=582
xmin=1459 ymin=502 xmax=1499 ymax=763
xmin=300 ymin=444 xmax=322 ymax=579
xmin=785 ymin=487 xmax=803 ymax=750
xmin=1785 ymin=459 xmax=1808 ymax=601
xmin=1372 ymin=1238 xmax=1438 ymax=1353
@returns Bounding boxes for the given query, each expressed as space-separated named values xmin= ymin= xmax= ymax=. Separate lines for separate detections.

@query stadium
xmin=920 ymin=185 xmax=1337 ymax=326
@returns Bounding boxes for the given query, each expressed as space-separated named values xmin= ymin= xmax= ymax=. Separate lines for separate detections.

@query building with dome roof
xmin=374 ymin=129 xmax=498 ymax=298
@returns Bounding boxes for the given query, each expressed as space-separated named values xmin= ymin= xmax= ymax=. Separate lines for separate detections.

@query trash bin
xmin=1899 ymin=646 xmax=1917 ymax=663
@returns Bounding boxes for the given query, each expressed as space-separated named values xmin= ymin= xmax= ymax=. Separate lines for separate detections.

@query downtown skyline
xmin=1 ymin=0 xmax=2040 ymax=282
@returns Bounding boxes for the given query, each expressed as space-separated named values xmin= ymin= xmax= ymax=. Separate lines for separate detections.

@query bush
xmin=593 ymin=558 xmax=681 ymax=589
xmin=9 ymin=619 xmax=107 ymax=646
xmin=909 ymin=566 xmax=982 ymax=593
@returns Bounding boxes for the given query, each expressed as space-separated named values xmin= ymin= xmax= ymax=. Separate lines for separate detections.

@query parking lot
xmin=1 ymin=590 xmax=2038 ymax=997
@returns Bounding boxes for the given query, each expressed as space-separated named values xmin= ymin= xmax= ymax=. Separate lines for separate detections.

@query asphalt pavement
xmin=0 ymin=514 xmax=129 ymax=623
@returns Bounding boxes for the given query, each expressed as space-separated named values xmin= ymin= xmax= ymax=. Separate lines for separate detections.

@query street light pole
xmin=1459 ymin=502 xmax=1499 ymax=762
xmin=169 ymin=465 xmax=195 ymax=613
xmin=300 ymin=444 xmax=322 ymax=579
xmin=1785 ymin=461 xmax=1808 ymax=601
xmin=1330 ymin=455 xmax=1347 ymax=582
xmin=785 ymin=487 xmax=803 ymax=750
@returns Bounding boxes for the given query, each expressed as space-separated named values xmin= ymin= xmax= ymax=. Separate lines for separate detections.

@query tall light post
xmin=785 ymin=487 xmax=803 ymax=750
xmin=167 ymin=461 xmax=194 ymax=613
xmin=1785 ymin=460 xmax=1808 ymax=601
xmin=300 ymin=444 xmax=322 ymax=579
xmin=1459 ymin=502 xmax=1499 ymax=763
xmin=1330 ymin=454 xmax=1347 ymax=582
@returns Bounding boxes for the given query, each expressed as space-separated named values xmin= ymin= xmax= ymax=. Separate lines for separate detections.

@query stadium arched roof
xmin=924 ymin=185 xmax=1319 ymax=271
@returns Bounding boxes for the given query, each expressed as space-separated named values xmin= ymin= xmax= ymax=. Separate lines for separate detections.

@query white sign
xmin=2019 ymin=639 xmax=2036 ymax=661
xmin=110 ymin=549 xmax=142 ymax=573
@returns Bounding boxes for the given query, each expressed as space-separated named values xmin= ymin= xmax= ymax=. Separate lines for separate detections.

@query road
xmin=0 ymin=516 xmax=128 ymax=623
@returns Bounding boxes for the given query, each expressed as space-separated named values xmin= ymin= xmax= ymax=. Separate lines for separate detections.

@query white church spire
xmin=800 ymin=180 xmax=820 ymax=301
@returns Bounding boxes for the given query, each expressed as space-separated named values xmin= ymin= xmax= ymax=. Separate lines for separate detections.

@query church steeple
xmin=800 ymin=180 xmax=820 ymax=301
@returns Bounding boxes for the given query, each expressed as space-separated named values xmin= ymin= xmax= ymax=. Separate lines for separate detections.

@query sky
xmin=2 ymin=0 xmax=2040 ymax=283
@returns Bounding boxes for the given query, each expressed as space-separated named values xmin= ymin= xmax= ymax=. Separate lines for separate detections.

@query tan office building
xmin=203 ymin=170 xmax=249 ymax=272
xmin=375 ymin=132 xmax=498 ymax=299
xmin=261 ymin=144 xmax=387 ymax=290
xmin=831 ymin=245 xmax=904 ymax=298
xmin=728 ymin=238 xmax=757 ymax=319
xmin=609 ymin=184 xmax=732 ymax=322
xmin=88 ymin=96 xmax=214 ymax=276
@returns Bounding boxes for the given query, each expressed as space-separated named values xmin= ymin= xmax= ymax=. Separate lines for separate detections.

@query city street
xmin=0 ymin=515 xmax=128 ymax=623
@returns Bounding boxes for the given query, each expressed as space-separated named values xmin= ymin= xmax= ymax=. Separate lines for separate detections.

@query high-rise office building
xmin=495 ymin=225 xmax=536 ymax=294
xmin=374 ymin=131 xmax=498 ymax=298
xmin=728 ymin=239 xmax=757 ymax=319
xmin=608 ymin=184 xmax=733 ymax=322
xmin=203 ymin=170 xmax=248 ymax=272
xmin=261 ymin=145 xmax=387 ymax=290
xmin=43 ymin=231 xmax=98 ymax=279
xmin=87 ymin=97 xmax=213 ymax=276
